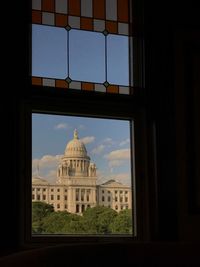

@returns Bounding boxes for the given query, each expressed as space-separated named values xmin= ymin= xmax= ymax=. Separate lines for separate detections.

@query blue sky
xmin=32 ymin=113 xmax=133 ymax=185
xmin=32 ymin=24 xmax=129 ymax=86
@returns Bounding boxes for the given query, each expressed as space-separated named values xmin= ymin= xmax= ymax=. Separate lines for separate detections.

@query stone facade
xmin=32 ymin=130 xmax=132 ymax=214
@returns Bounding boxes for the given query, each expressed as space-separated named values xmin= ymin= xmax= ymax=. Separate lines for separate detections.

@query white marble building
xmin=32 ymin=130 xmax=132 ymax=214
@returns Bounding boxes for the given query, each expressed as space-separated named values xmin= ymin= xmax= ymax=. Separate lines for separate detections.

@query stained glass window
xmin=32 ymin=0 xmax=133 ymax=94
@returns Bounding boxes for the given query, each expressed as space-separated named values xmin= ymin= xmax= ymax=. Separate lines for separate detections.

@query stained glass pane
xmin=32 ymin=0 xmax=134 ymax=94
xmin=107 ymin=35 xmax=129 ymax=86
xmin=32 ymin=24 xmax=68 ymax=79
xmin=69 ymin=30 xmax=105 ymax=83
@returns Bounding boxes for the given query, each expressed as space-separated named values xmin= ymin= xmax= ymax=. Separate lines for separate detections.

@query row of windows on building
xmin=33 ymin=188 xmax=129 ymax=195
xmin=32 ymin=188 xmax=67 ymax=192
xmin=101 ymin=196 xmax=129 ymax=202
xmin=101 ymin=190 xmax=128 ymax=195
xmin=32 ymin=194 xmax=128 ymax=203
xmin=32 ymin=194 xmax=68 ymax=201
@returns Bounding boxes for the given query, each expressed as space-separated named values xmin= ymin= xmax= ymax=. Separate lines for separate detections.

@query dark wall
xmin=1 ymin=0 xmax=200 ymax=257
xmin=144 ymin=1 xmax=200 ymax=241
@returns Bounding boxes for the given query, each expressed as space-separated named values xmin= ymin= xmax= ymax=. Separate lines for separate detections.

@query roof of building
xmin=32 ymin=176 xmax=49 ymax=185
xmin=100 ymin=179 xmax=130 ymax=188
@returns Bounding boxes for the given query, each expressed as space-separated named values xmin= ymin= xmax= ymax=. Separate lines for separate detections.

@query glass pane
xmin=69 ymin=29 xmax=105 ymax=83
xmin=32 ymin=24 xmax=68 ymax=79
xmin=107 ymin=34 xmax=129 ymax=86
xmin=32 ymin=113 xmax=134 ymax=235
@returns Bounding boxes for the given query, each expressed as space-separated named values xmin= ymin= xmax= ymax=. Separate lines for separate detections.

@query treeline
xmin=32 ymin=202 xmax=132 ymax=235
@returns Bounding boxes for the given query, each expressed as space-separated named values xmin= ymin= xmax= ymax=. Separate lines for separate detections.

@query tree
xmin=109 ymin=209 xmax=132 ymax=234
xmin=82 ymin=206 xmax=118 ymax=234
xmin=32 ymin=201 xmax=54 ymax=233
xmin=42 ymin=211 xmax=72 ymax=233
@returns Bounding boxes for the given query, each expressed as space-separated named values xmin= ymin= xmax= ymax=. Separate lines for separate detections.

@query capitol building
xmin=32 ymin=129 xmax=132 ymax=214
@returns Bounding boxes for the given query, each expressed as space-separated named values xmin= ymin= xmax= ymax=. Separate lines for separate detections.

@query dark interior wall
xmin=0 ymin=0 xmax=200 ymax=256
xmin=144 ymin=1 xmax=200 ymax=241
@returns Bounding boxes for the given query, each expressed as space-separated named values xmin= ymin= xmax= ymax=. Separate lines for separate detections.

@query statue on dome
xmin=74 ymin=129 xmax=79 ymax=139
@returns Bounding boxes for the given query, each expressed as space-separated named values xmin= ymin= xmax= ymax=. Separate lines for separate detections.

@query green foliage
xmin=32 ymin=202 xmax=133 ymax=235
xmin=42 ymin=211 xmax=73 ymax=233
xmin=42 ymin=211 xmax=85 ymax=234
xmin=82 ymin=206 xmax=118 ymax=234
xmin=110 ymin=209 xmax=132 ymax=234
xmin=32 ymin=201 xmax=54 ymax=233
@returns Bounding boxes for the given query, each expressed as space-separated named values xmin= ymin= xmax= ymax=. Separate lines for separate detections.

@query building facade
xmin=32 ymin=130 xmax=132 ymax=214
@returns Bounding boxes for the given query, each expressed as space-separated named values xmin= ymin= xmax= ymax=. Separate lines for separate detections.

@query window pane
xmin=69 ymin=29 xmax=105 ymax=83
xmin=32 ymin=0 xmax=134 ymax=94
xmin=32 ymin=113 xmax=134 ymax=235
xmin=107 ymin=34 xmax=129 ymax=85
xmin=32 ymin=24 xmax=68 ymax=79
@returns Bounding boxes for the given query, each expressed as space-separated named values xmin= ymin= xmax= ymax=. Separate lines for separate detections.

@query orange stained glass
xmin=106 ymin=21 xmax=118 ymax=34
xmin=81 ymin=18 xmax=93 ymax=31
xmin=32 ymin=77 xmax=42 ymax=86
xmin=55 ymin=14 xmax=68 ymax=27
xmin=68 ymin=0 xmax=81 ymax=16
xmin=82 ymin=82 xmax=94 ymax=91
xmin=55 ymin=80 xmax=68 ymax=88
xmin=32 ymin=10 xmax=42 ymax=24
xmin=117 ymin=0 xmax=129 ymax=22
xmin=93 ymin=0 xmax=105 ymax=20
xmin=42 ymin=0 xmax=55 ymax=12
xmin=107 ymin=85 xmax=119 ymax=94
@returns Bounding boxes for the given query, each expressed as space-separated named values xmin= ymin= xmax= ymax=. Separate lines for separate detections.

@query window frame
xmin=18 ymin=0 xmax=155 ymax=247
xmin=19 ymin=90 xmax=150 ymax=245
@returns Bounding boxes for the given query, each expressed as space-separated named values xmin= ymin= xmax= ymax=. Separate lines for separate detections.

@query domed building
xmin=32 ymin=130 xmax=132 ymax=214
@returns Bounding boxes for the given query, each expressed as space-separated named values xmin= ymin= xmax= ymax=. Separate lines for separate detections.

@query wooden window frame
xmin=17 ymin=0 xmax=158 ymax=247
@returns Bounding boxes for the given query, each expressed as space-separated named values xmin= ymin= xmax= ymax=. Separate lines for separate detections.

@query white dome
xmin=64 ymin=129 xmax=89 ymax=158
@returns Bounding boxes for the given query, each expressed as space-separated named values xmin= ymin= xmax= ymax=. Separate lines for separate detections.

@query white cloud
xmin=54 ymin=123 xmax=71 ymax=130
xmin=91 ymin=144 xmax=105 ymax=155
xmin=104 ymin=149 xmax=130 ymax=172
xmin=32 ymin=154 xmax=62 ymax=177
xmin=102 ymin=137 xmax=114 ymax=145
xmin=108 ymin=159 xmax=124 ymax=168
xmin=104 ymin=148 xmax=130 ymax=161
xmin=80 ymin=136 xmax=95 ymax=145
xmin=119 ymin=138 xmax=130 ymax=146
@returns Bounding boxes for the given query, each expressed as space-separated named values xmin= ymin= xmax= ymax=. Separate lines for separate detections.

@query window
xmin=22 ymin=0 xmax=148 ymax=244
xmin=57 ymin=195 xmax=60 ymax=200
xmin=76 ymin=204 xmax=79 ymax=213
xmin=32 ymin=0 xmax=133 ymax=95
